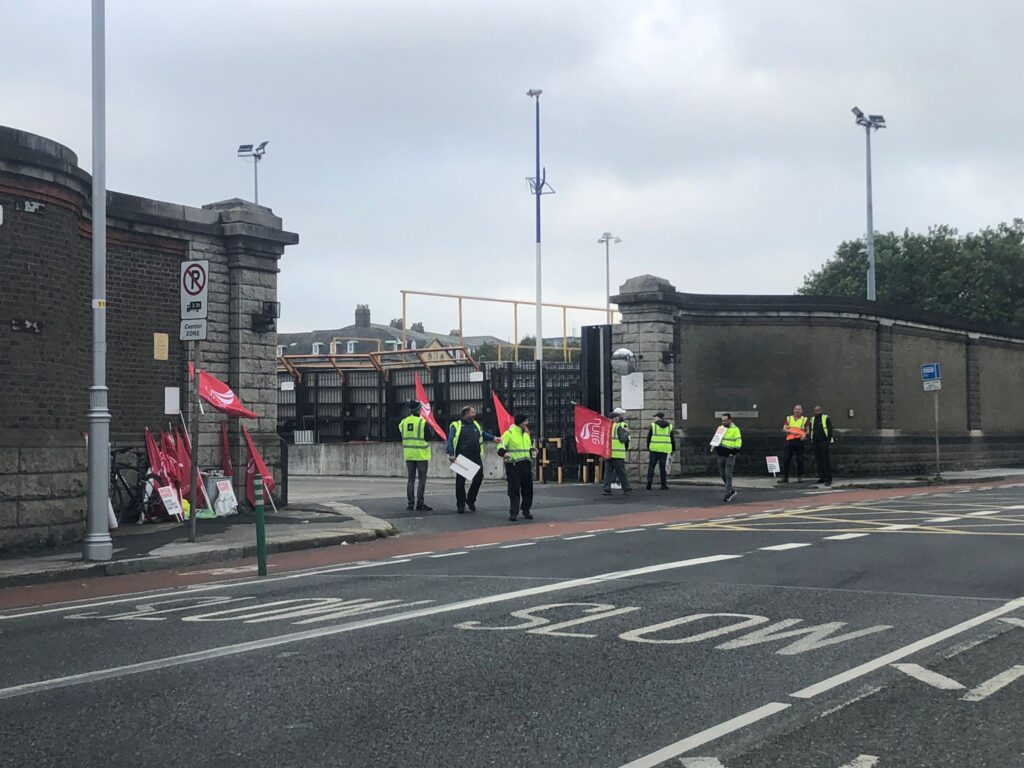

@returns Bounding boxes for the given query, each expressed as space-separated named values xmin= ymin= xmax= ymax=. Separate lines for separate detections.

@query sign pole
xmin=189 ymin=341 xmax=201 ymax=541
xmin=934 ymin=389 xmax=941 ymax=479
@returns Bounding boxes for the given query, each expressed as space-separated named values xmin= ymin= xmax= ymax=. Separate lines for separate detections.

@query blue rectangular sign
xmin=921 ymin=362 xmax=941 ymax=381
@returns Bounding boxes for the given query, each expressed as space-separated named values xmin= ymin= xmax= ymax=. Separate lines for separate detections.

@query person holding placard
xmin=778 ymin=404 xmax=809 ymax=484
xmin=446 ymin=405 xmax=500 ymax=513
xmin=710 ymin=412 xmax=742 ymax=502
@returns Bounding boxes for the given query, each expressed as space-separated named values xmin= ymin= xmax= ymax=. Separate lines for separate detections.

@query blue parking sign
xmin=921 ymin=362 xmax=941 ymax=381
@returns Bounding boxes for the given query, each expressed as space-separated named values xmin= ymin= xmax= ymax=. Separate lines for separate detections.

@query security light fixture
xmin=851 ymin=108 xmax=887 ymax=301
xmin=237 ymin=140 xmax=269 ymax=203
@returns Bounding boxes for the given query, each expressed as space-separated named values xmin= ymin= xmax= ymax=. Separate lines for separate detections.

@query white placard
xmin=766 ymin=455 xmax=781 ymax=475
xmin=469 ymin=371 xmax=485 ymax=382
xmin=621 ymin=372 xmax=644 ymax=410
xmin=280 ymin=380 xmax=295 ymax=391
xmin=214 ymin=480 xmax=239 ymax=517
xmin=449 ymin=454 xmax=481 ymax=481
xmin=164 ymin=387 xmax=180 ymax=415
xmin=680 ymin=403 xmax=688 ymax=421
xmin=709 ymin=426 xmax=726 ymax=447
xmin=158 ymin=486 xmax=183 ymax=520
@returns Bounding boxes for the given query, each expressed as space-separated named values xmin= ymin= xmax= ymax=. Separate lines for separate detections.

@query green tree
xmin=516 ymin=335 xmax=579 ymax=362
xmin=474 ymin=341 xmax=499 ymax=362
xmin=799 ymin=220 xmax=1024 ymax=325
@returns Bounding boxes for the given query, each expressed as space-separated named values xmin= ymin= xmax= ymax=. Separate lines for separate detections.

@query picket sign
xmin=766 ymin=455 xmax=781 ymax=476
xmin=709 ymin=426 xmax=726 ymax=447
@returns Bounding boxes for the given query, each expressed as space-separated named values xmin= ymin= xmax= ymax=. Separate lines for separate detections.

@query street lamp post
xmin=84 ymin=0 xmax=113 ymax=561
xmin=597 ymin=232 xmax=621 ymax=323
xmin=526 ymin=89 xmax=553 ymax=438
xmin=851 ymin=107 xmax=886 ymax=301
xmin=238 ymin=141 xmax=269 ymax=204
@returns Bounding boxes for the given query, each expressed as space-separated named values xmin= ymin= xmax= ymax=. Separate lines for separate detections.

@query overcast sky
xmin=4 ymin=1 xmax=1024 ymax=338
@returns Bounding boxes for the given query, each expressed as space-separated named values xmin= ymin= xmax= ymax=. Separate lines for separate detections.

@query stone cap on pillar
xmin=613 ymin=274 xmax=677 ymax=305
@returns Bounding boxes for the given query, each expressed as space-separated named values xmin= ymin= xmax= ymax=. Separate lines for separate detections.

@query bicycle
xmin=109 ymin=447 xmax=163 ymax=524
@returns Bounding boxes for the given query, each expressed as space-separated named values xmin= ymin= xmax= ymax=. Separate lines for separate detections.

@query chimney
xmin=355 ymin=304 xmax=371 ymax=328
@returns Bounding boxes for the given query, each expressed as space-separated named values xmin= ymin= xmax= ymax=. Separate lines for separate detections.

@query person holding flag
xmin=779 ymin=403 xmax=809 ymax=484
xmin=399 ymin=400 xmax=432 ymax=512
xmin=446 ymin=405 xmax=501 ymax=513
xmin=497 ymin=413 xmax=535 ymax=521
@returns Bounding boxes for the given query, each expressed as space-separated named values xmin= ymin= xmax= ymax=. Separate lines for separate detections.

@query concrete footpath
xmin=0 ymin=500 xmax=394 ymax=588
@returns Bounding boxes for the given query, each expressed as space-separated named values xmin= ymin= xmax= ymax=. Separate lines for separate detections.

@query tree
xmin=516 ymin=335 xmax=581 ymax=362
xmin=799 ymin=220 xmax=1024 ymax=326
xmin=474 ymin=341 xmax=499 ymax=362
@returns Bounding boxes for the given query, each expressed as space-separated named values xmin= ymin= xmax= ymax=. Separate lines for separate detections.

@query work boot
xmin=602 ymin=489 xmax=612 ymax=496
xmin=416 ymin=503 xmax=432 ymax=511
xmin=407 ymin=502 xmax=415 ymax=511
xmin=660 ymin=484 xmax=669 ymax=490
xmin=467 ymin=502 xmax=476 ymax=512
xmin=508 ymin=514 xmax=518 ymax=522
xmin=457 ymin=506 xmax=465 ymax=514
xmin=725 ymin=490 xmax=737 ymax=502
xmin=522 ymin=511 xmax=533 ymax=519
xmin=777 ymin=478 xmax=789 ymax=484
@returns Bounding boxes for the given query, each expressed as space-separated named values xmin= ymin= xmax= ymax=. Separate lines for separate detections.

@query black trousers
xmin=406 ymin=460 xmax=427 ymax=505
xmin=813 ymin=442 xmax=832 ymax=483
xmin=647 ymin=453 xmax=668 ymax=486
xmin=455 ymin=459 xmax=483 ymax=510
xmin=506 ymin=460 xmax=534 ymax=516
xmin=782 ymin=441 xmax=805 ymax=479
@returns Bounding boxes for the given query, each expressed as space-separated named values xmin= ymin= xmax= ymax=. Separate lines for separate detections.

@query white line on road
xmin=0 ymin=553 xmax=743 ymax=701
xmin=465 ymin=542 xmax=498 ymax=548
xmin=428 ymin=552 xmax=468 ymax=559
xmin=563 ymin=534 xmax=597 ymax=541
xmin=823 ymin=533 xmax=870 ymax=540
xmin=616 ymin=702 xmax=790 ymax=768
xmin=586 ymin=528 xmax=613 ymax=533
xmin=925 ymin=517 xmax=959 ymax=523
xmin=759 ymin=543 xmax=813 ymax=551
xmin=499 ymin=542 xmax=536 ymax=549
xmin=891 ymin=663 xmax=964 ymax=690
xmin=967 ymin=510 xmax=1000 ymax=516
xmin=615 ymin=528 xmax=646 ymax=534
xmin=791 ymin=596 xmax=1024 ymax=699
xmin=961 ymin=665 xmax=1024 ymax=702
xmin=878 ymin=524 xmax=917 ymax=531
xmin=393 ymin=551 xmax=433 ymax=558
xmin=641 ymin=523 xmax=665 ymax=527
xmin=680 ymin=759 xmax=726 ymax=767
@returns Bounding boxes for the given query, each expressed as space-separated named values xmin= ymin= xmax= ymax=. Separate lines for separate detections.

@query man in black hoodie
xmin=645 ymin=412 xmax=675 ymax=490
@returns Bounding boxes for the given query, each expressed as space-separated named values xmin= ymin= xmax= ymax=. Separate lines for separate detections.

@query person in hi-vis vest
xmin=399 ymin=400 xmax=432 ymax=511
xmin=779 ymin=404 xmax=809 ymax=483
xmin=645 ymin=412 xmax=675 ymax=490
xmin=602 ymin=408 xmax=633 ymax=495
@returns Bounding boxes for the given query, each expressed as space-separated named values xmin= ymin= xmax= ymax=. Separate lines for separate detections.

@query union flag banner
xmin=414 ymin=372 xmax=448 ymax=440
xmin=492 ymin=391 xmax=514 ymax=435
xmin=243 ymin=425 xmax=276 ymax=507
xmin=189 ymin=363 xmax=258 ymax=419
xmin=573 ymin=404 xmax=612 ymax=458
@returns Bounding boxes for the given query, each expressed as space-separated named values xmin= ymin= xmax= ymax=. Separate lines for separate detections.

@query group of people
xmin=398 ymin=400 xmax=837 ymax=518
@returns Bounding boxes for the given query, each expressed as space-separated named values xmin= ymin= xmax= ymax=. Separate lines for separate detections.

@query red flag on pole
xmin=175 ymin=427 xmax=193 ymax=497
xmin=573 ymin=404 xmax=612 ymax=458
xmin=145 ymin=428 xmax=170 ymax=488
xmin=492 ymin=391 xmax=514 ymax=436
xmin=220 ymin=421 xmax=233 ymax=477
xmin=189 ymin=363 xmax=258 ymax=419
xmin=161 ymin=430 xmax=183 ymax=492
xmin=414 ymin=372 xmax=447 ymax=440
xmin=243 ymin=425 xmax=276 ymax=507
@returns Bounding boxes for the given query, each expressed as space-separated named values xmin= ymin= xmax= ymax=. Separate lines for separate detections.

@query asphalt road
xmin=2 ymin=482 xmax=1023 ymax=767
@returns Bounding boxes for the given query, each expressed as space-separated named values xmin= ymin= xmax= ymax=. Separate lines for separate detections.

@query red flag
xmin=145 ymin=428 xmax=170 ymax=487
xmin=161 ymin=431 xmax=182 ymax=491
xmin=574 ymin=404 xmax=612 ymax=458
xmin=220 ymin=421 xmax=233 ymax=477
xmin=189 ymin=363 xmax=258 ymax=419
xmin=414 ymin=372 xmax=447 ymax=440
xmin=176 ymin=427 xmax=192 ymax=497
xmin=492 ymin=392 xmax=514 ymax=436
xmin=243 ymin=425 xmax=276 ymax=507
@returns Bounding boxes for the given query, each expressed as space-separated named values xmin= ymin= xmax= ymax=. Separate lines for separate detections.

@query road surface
xmin=1 ymin=481 xmax=1022 ymax=767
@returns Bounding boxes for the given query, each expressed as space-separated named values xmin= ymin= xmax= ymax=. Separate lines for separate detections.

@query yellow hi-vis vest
xmin=649 ymin=422 xmax=673 ymax=454
xmin=450 ymin=419 xmax=484 ymax=451
xmin=611 ymin=420 xmax=628 ymax=459
xmin=501 ymin=425 xmax=532 ymax=463
xmin=399 ymin=415 xmax=429 ymax=461
xmin=785 ymin=415 xmax=808 ymax=441
xmin=721 ymin=424 xmax=742 ymax=450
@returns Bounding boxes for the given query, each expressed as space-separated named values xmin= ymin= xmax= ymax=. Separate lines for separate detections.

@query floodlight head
xmin=526 ymin=89 xmax=543 ymax=98
xmin=238 ymin=144 xmax=254 ymax=156
xmin=851 ymin=106 xmax=864 ymax=119
xmin=868 ymin=115 xmax=886 ymax=127
xmin=256 ymin=140 xmax=269 ymax=152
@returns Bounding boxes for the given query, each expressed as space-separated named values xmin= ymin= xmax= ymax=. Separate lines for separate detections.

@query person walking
xmin=809 ymin=405 xmax=835 ymax=486
xmin=711 ymin=412 xmax=742 ymax=502
xmin=602 ymin=407 xmax=633 ymax=496
xmin=399 ymin=400 xmax=432 ymax=511
xmin=778 ymin=404 xmax=809 ymax=483
xmin=645 ymin=412 xmax=675 ymax=490
xmin=445 ymin=405 xmax=500 ymax=513
xmin=498 ymin=413 xmax=535 ymax=522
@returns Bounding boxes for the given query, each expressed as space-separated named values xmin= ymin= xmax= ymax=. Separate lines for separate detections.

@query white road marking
xmin=791 ymin=596 xmax=1024 ymax=699
xmin=761 ymin=508 xmax=784 ymax=514
xmin=0 ymin=553 xmax=743 ymax=701
xmin=1004 ymin=504 xmax=1024 ymax=510
xmin=0 ymin=560 xmax=412 ymax=622
xmin=499 ymin=542 xmax=536 ymax=549
xmin=615 ymin=702 xmax=790 ymax=768
xmin=428 ymin=552 xmax=468 ymax=558
xmin=759 ymin=543 xmax=812 ymax=551
xmin=466 ymin=542 xmax=498 ymax=548
xmin=878 ymin=524 xmax=916 ymax=531
xmin=564 ymin=534 xmax=597 ymax=540
xmin=747 ymin=513 xmax=776 ymax=519
xmin=966 ymin=510 xmax=1000 ymax=516
xmin=961 ymin=665 xmax=1024 ymax=702
xmin=641 ymin=523 xmax=664 ymax=527
xmin=925 ymin=517 xmax=959 ymax=523
xmin=891 ymin=663 xmax=964 ymax=690
xmin=615 ymin=528 xmax=646 ymax=534
xmin=840 ymin=758 xmax=879 ymax=768
xmin=824 ymin=533 xmax=870 ymax=540
xmin=680 ymin=759 xmax=726 ymax=767
xmin=586 ymin=528 xmax=613 ymax=533
xmin=393 ymin=551 xmax=433 ymax=558
xmin=999 ymin=617 xmax=1024 ymax=628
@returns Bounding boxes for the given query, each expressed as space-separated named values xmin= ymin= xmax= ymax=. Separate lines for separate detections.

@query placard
xmin=449 ymin=454 xmax=481 ymax=481
xmin=158 ymin=486 xmax=183 ymax=520
xmin=164 ymin=387 xmax=180 ymax=415
xmin=709 ymin=426 xmax=726 ymax=447
xmin=766 ymin=456 xmax=781 ymax=475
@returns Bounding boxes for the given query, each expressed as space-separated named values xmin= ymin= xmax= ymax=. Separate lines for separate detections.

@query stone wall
xmin=613 ymin=274 xmax=1024 ymax=478
xmin=0 ymin=126 xmax=298 ymax=550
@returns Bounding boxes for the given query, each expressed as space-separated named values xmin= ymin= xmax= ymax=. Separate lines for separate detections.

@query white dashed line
xmin=499 ymin=542 xmax=536 ymax=549
xmin=615 ymin=528 xmax=646 ymax=534
xmin=759 ymin=543 xmax=813 ymax=551
xmin=926 ymin=516 xmax=959 ymax=523
xmin=564 ymin=534 xmax=597 ymax=541
xmin=967 ymin=510 xmax=1000 ymax=516
xmin=428 ymin=552 xmax=468 ymax=559
xmin=466 ymin=543 xmax=498 ymax=549
xmin=393 ymin=552 xmax=433 ymax=558
xmin=824 ymin=533 xmax=870 ymax=540
xmin=879 ymin=524 xmax=917 ymax=531
xmin=586 ymin=528 xmax=613 ymax=533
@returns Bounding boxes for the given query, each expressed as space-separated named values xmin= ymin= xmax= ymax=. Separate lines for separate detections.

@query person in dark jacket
xmin=809 ymin=405 xmax=835 ymax=486
xmin=445 ymin=405 xmax=500 ymax=513
xmin=645 ymin=412 xmax=676 ymax=490
xmin=602 ymin=408 xmax=632 ymax=496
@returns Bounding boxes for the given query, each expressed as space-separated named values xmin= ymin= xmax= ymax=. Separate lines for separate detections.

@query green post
xmin=254 ymin=474 xmax=267 ymax=577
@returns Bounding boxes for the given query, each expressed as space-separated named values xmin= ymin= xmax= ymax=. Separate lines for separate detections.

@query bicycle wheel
xmin=110 ymin=476 xmax=135 ymax=524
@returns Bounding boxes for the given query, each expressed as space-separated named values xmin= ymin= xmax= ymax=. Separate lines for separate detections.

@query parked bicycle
xmin=109 ymin=447 xmax=163 ymax=523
